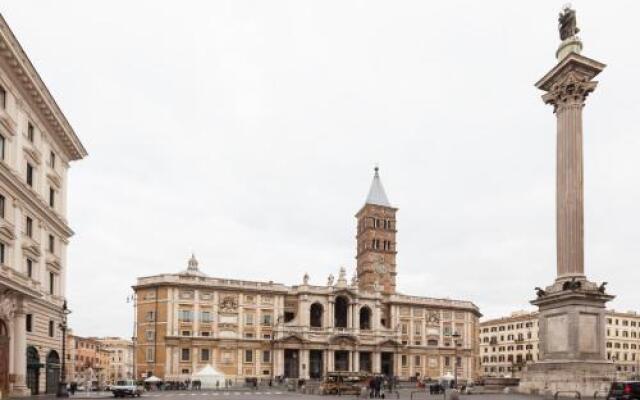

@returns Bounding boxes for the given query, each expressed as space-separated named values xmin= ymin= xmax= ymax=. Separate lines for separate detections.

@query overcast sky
xmin=2 ymin=1 xmax=640 ymax=338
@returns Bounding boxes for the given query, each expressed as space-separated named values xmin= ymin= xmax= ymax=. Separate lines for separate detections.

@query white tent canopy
xmin=145 ymin=376 xmax=162 ymax=383
xmin=192 ymin=364 xmax=226 ymax=389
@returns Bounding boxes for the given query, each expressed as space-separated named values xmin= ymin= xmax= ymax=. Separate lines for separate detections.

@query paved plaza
xmin=29 ymin=390 xmax=555 ymax=400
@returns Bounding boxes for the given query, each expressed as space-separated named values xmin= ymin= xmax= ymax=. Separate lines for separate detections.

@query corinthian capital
xmin=541 ymin=71 xmax=598 ymax=111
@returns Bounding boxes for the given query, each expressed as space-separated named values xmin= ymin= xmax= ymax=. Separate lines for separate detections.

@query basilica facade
xmin=133 ymin=169 xmax=481 ymax=382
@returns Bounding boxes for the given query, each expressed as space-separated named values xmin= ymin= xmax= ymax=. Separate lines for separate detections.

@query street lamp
xmin=451 ymin=331 xmax=461 ymax=389
xmin=57 ymin=300 xmax=72 ymax=397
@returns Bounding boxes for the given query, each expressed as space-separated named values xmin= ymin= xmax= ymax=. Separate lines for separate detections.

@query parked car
xmin=608 ymin=381 xmax=640 ymax=399
xmin=111 ymin=380 xmax=144 ymax=397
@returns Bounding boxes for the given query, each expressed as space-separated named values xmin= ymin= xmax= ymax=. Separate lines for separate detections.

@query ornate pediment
xmin=377 ymin=338 xmax=402 ymax=348
xmin=0 ymin=110 xmax=17 ymax=136
xmin=22 ymin=240 xmax=41 ymax=259
xmin=278 ymin=333 xmax=306 ymax=344
xmin=47 ymin=171 xmax=62 ymax=188
xmin=329 ymin=334 xmax=358 ymax=346
xmin=23 ymin=146 xmax=41 ymax=165
xmin=0 ymin=224 xmax=15 ymax=242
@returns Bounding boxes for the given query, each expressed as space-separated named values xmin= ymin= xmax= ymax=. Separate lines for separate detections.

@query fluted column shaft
xmin=556 ymin=101 xmax=585 ymax=278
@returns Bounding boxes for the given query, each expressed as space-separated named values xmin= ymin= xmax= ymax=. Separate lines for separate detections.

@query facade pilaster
xmin=12 ymin=304 xmax=29 ymax=396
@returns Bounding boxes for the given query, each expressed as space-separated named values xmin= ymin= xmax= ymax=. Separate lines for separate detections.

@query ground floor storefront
xmin=0 ymin=287 xmax=63 ymax=397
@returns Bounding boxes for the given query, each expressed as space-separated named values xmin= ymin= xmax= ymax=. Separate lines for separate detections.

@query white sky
xmin=2 ymin=1 xmax=640 ymax=338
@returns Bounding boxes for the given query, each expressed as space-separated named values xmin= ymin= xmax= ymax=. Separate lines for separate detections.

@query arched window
xmin=310 ymin=303 xmax=323 ymax=328
xmin=359 ymin=306 xmax=371 ymax=330
xmin=334 ymin=296 xmax=349 ymax=328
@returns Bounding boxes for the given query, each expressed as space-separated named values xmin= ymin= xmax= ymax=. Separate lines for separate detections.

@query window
xmin=244 ymin=350 xmax=253 ymax=363
xmin=48 ymin=320 xmax=54 ymax=337
xmin=262 ymin=350 xmax=270 ymax=363
xmin=0 ymin=86 xmax=5 ymax=109
xmin=48 ymin=234 xmax=55 ymax=253
xmin=26 ymin=163 xmax=33 ymax=187
xmin=0 ymin=242 xmax=4 ymax=264
xmin=181 ymin=348 xmax=190 ymax=362
xmin=26 ymin=258 xmax=33 ymax=278
xmin=49 ymin=151 xmax=56 ymax=169
xmin=145 ymin=311 xmax=155 ymax=322
xmin=401 ymin=355 xmax=407 ymax=367
xmin=27 ymin=123 xmax=35 ymax=143
xmin=200 ymin=311 xmax=211 ymax=323
xmin=245 ymin=314 xmax=254 ymax=325
xmin=261 ymin=314 xmax=272 ymax=326
xmin=49 ymin=187 xmax=55 ymax=208
xmin=201 ymin=331 xmax=210 ymax=337
xmin=178 ymin=310 xmax=193 ymax=322
xmin=181 ymin=330 xmax=191 ymax=336
xmin=146 ymin=348 xmax=154 ymax=362
xmin=415 ymin=355 xmax=421 ymax=366
xmin=0 ymin=135 xmax=5 ymax=161
xmin=26 ymin=314 xmax=33 ymax=332
xmin=49 ymin=272 xmax=55 ymax=295
xmin=201 ymin=349 xmax=210 ymax=362
xmin=26 ymin=216 xmax=33 ymax=237
xmin=145 ymin=330 xmax=154 ymax=341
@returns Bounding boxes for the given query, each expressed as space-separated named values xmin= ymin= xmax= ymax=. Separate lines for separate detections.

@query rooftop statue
xmin=559 ymin=5 xmax=580 ymax=40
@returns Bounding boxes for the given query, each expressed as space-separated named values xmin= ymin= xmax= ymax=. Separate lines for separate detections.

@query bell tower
xmin=356 ymin=167 xmax=397 ymax=294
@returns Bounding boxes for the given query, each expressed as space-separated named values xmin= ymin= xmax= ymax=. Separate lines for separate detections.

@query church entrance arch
xmin=381 ymin=352 xmax=394 ymax=377
xmin=283 ymin=349 xmax=299 ymax=379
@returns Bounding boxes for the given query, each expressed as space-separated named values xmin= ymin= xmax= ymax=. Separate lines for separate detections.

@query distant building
xmin=97 ymin=337 xmax=134 ymax=382
xmin=480 ymin=310 xmax=640 ymax=379
xmin=133 ymin=168 xmax=482 ymax=383
xmin=65 ymin=332 xmax=110 ymax=389
xmin=0 ymin=14 xmax=87 ymax=397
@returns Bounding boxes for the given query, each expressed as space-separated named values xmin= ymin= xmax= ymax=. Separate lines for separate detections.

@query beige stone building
xmin=97 ymin=337 xmax=134 ymax=383
xmin=65 ymin=333 xmax=110 ymax=388
xmin=0 ymin=14 xmax=87 ymax=397
xmin=133 ymin=168 xmax=481 ymax=383
xmin=480 ymin=310 xmax=640 ymax=379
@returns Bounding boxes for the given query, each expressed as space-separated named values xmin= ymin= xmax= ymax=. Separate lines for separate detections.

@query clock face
xmin=375 ymin=263 xmax=387 ymax=274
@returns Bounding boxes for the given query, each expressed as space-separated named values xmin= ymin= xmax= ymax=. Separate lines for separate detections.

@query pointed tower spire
xmin=365 ymin=166 xmax=391 ymax=207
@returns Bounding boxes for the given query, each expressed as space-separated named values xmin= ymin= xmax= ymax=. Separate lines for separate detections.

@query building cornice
xmin=0 ymin=14 xmax=87 ymax=161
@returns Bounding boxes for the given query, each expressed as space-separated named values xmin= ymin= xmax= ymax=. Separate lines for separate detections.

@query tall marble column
xmin=521 ymin=7 xmax=616 ymax=397
xmin=539 ymin=59 xmax=600 ymax=279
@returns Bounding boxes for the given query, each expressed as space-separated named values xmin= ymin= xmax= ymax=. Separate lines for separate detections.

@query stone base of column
xmin=10 ymin=381 xmax=31 ymax=398
xmin=518 ymin=361 xmax=614 ymax=397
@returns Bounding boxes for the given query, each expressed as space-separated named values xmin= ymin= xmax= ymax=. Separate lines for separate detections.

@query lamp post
xmin=451 ymin=331 xmax=461 ymax=389
xmin=57 ymin=300 xmax=72 ymax=397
